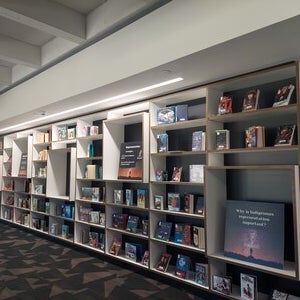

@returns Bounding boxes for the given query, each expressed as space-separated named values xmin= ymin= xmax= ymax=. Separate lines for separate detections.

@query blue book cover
xmin=175 ymin=254 xmax=190 ymax=278
xmin=224 ymin=200 xmax=285 ymax=269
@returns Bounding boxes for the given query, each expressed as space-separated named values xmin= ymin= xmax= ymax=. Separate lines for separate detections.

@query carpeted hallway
xmin=0 ymin=221 xmax=223 ymax=300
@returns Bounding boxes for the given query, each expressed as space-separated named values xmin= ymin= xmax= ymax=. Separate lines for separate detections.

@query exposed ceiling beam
xmin=0 ymin=0 xmax=86 ymax=44
xmin=0 ymin=65 xmax=11 ymax=85
xmin=0 ymin=34 xmax=41 ymax=68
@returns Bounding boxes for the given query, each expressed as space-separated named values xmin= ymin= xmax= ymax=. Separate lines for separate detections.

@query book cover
xmin=112 ymin=213 xmax=128 ymax=230
xmin=156 ymin=253 xmax=172 ymax=272
xmin=154 ymin=195 xmax=163 ymax=210
xmin=212 ymin=274 xmax=232 ymax=295
xmin=224 ymin=200 xmax=285 ymax=269
xmin=171 ymin=166 xmax=182 ymax=182
xmin=182 ymin=224 xmax=191 ymax=245
xmin=141 ymin=250 xmax=150 ymax=266
xmin=99 ymin=213 xmax=106 ymax=226
xmin=167 ymin=192 xmax=181 ymax=211
xmin=125 ymin=189 xmax=134 ymax=206
xmin=189 ymin=164 xmax=204 ymax=183
xmin=99 ymin=232 xmax=105 ymax=250
xmin=274 ymin=124 xmax=296 ymax=146
xmin=125 ymin=242 xmax=137 ymax=261
xmin=89 ymin=232 xmax=99 ymax=247
xmin=195 ymin=263 xmax=208 ymax=286
xmin=245 ymin=126 xmax=265 ymax=148
xmin=157 ymin=133 xmax=168 ymax=153
xmin=57 ymin=125 xmax=67 ymax=141
xmin=81 ymin=187 xmax=93 ymax=200
xmin=155 ymin=221 xmax=172 ymax=241
xmin=142 ymin=219 xmax=149 ymax=236
xmin=175 ymin=104 xmax=188 ymax=122
xmin=118 ymin=141 xmax=143 ymax=180
xmin=92 ymin=187 xmax=100 ymax=202
xmin=67 ymin=127 xmax=76 ymax=139
xmin=137 ymin=188 xmax=147 ymax=208
xmin=273 ymin=84 xmax=295 ymax=107
xmin=240 ymin=273 xmax=257 ymax=300
xmin=175 ymin=254 xmax=190 ymax=278
xmin=192 ymin=131 xmax=205 ymax=151
xmin=126 ymin=215 xmax=139 ymax=233
xmin=157 ymin=106 xmax=176 ymax=124
xmin=183 ymin=193 xmax=194 ymax=213
xmin=218 ymin=95 xmax=233 ymax=115
xmin=269 ymin=289 xmax=288 ymax=300
xmin=174 ymin=223 xmax=184 ymax=243
xmin=109 ymin=240 xmax=122 ymax=255
xmin=193 ymin=226 xmax=205 ymax=249
xmin=61 ymin=224 xmax=69 ymax=239
xmin=242 ymin=89 xmax=260 ymax=112
xmin=113 ymin=189 xmax=123 ymax=204
xmin=216 ymin=129 xmax=230 ymax=150
xmin=89 ymin=211 xmax=100 ymax=224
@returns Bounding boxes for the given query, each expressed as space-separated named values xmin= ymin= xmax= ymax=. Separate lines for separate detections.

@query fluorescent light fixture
xmin=0 ymin=77 xmax=183 ymax=132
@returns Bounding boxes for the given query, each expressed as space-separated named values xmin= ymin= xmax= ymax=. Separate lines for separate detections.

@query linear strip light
xmin=0 ymin=77 xmax=183 ymax=132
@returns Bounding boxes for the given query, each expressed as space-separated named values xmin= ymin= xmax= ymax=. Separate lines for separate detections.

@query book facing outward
xmin=157 ymin=133 xmax=168 ymax=153
xmin=245 ymin=126 xmax=265 ymax=148
xmin=156 ymin=252 xmax=172 ymax=272
xmin=242 ymin=89 xmax=260 ymax=112
xmin=274 ymin=124 xmax=296 ymax=146
xmin=216 ymin=129 xmax=230 ymax=150
xmin=218 ymin=95 xmax=233 ymax=115
xmin=273 ymin=84 xmax=295 ymax=107
xmin=240 ymin=273 xmax=257 ymax=300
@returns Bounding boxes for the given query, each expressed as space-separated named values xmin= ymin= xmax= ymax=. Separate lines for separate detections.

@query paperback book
xmin=212 ymin=274 xmax=232 ymax=295
xmin=273 ymin=84 xmax=295 ymax=107
xmin=156 ymin=252 xmax=172 ymax=272
xmin=154 ymin=195 xmax=163 ymax=210
xmin=175 ymin=254 xmax=190 ymax=279
xmin=195 ymin=263 xmax=208 ymax=286
xmin=216 ymin=129 xmax=230 ymax=150
xmin=274 ymin=124 xmax=296 ymax=146
xmin=242 ymin=89 xmax=260 ymax=112
xmin=192 ymin=131 xmax=205 ymax=151
xmin=245 ymin=126 xmax=265 ymax=148
xmin=157 ymin=106 xmax=176 ymax=124
xmin=240 ymin=273 xmax=257 ymax=300
xmin=155 ymin=221 xmax=172 ymax=241
xmin=157 ymin=133 xmax=168 ymax=153
xmin=167 ymin=192 xmax=181 ymax=211
xmin=218 ymin=95 xmax=233 ymax=115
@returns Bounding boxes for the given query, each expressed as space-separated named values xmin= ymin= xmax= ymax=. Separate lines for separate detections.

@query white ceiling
xmin=0 ymin=0 xmax=169 ymax=91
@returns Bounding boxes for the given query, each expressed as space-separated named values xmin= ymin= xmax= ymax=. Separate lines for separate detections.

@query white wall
xmin=0 ymin=0 xmax=300 ymax=121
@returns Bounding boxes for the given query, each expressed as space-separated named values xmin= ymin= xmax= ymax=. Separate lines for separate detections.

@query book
xmin=89 ymin=232 xmax=99 ymax=247
xmin=224 ymin=200 xmax=285 ymax=269
xmin=157 ymin=133 xmax=168 ymax=153
xmin=182 ymin=224 xmax=191 ymax=245
xmin=92 ymin=188 xmax=100 ymax=202
xmin=174 ymin=223 xmax=184 ymax=243
xmin=192 ymin=131 xmax=205 ymax=151
xmin=142 ymin=219 xmax=149 ymax=235
xmin=216 ymin=129 xmax=230 ymax=150
xmin=212 ymin=274 xmax=232 ymax=295
xmin=125 ymin=242 xmax=138 ymax=261
xmin=125 ymin=189 xmax=134 ymax=206
xmin=183 ymin=193 xmax=194 ymax=213
xmin=99 ymin=213 xmax=106 ymax=226
xmin=242 ymin=89 xmax=260 ymax=112
xmin=157 ymin=106 xmax=176 ymax=124
xmin=218 ymin=95 xmax=233 ymax=115
xmin=167 ymin=192 xmax=181 ymax=211
xmin=175 ymin=104 xmax=188 ymax=122
xmin=137 ymin=188 xmax=147 ymax=208
xmin=86 ymin=164 xmax=96 ymax=179
xmin=34 ymin=184 xmax=43 ymax=194
xmin=109 ymin=240 xmax=122 ymax=255
xmin=118 ymin=141 xmax=143 ymax=180
xmin=155 ymin=221 xmax=172 ymax=241
xmin=112 ymin=213 xmax=128 ymax=230
xmin=245 ymin=126 xmax=265 ymax=148
xmin=89 ymin=211 xmax=100 ymax=224
xmin=274 ymin=124 xmax=296 ymax=146
xmin=195 ymin=196 xmax=204 ymax=215
xmin=126 ymin=215 xmax=139 ymax=233
xmin=79 ymin=206 xmax=92 ymax=222
xmin=61 ymin=224 xmax=69 ymax=239
xmin=81 ymin=187 xmax=93 ymax=200
xmin=269 ymin=289 xmax=289 ymax=300
xmin=18 ymin=153 xmax=28 ymax=176
xmin=171 ymin=166 xmax=182 ymax=182
xmin=113 ymin=189 xmax=123 ymax=204
xmin=195 ymin=263 xmax=208 ymax=286
xmin=57 ymin=125 xmax=67 ymax=141
xmin=240 ymin=273 xmax=257 ymax=300
xmin=154 ymin=195 xmax=163 ymax=210
xmin=67 ymin=127 xmax=76 ymax=139
xmin=175 ymin=254 xmax=190 ymax=278
xmin=141 ymin=250 xmax=150 ymax=266
xmin=156 ymin=252 xmax=172 ymax=272
xmin=193 ymin=226 xmax=205 ymax=249
xmin=273 ymin=84 xmax=295 ymax=107
xmin=189 ymin=164 xmax=204 ymax=183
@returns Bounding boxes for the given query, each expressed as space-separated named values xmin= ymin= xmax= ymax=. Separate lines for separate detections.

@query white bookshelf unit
xmin=0 ymin=62 xmax=300 ymax=298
